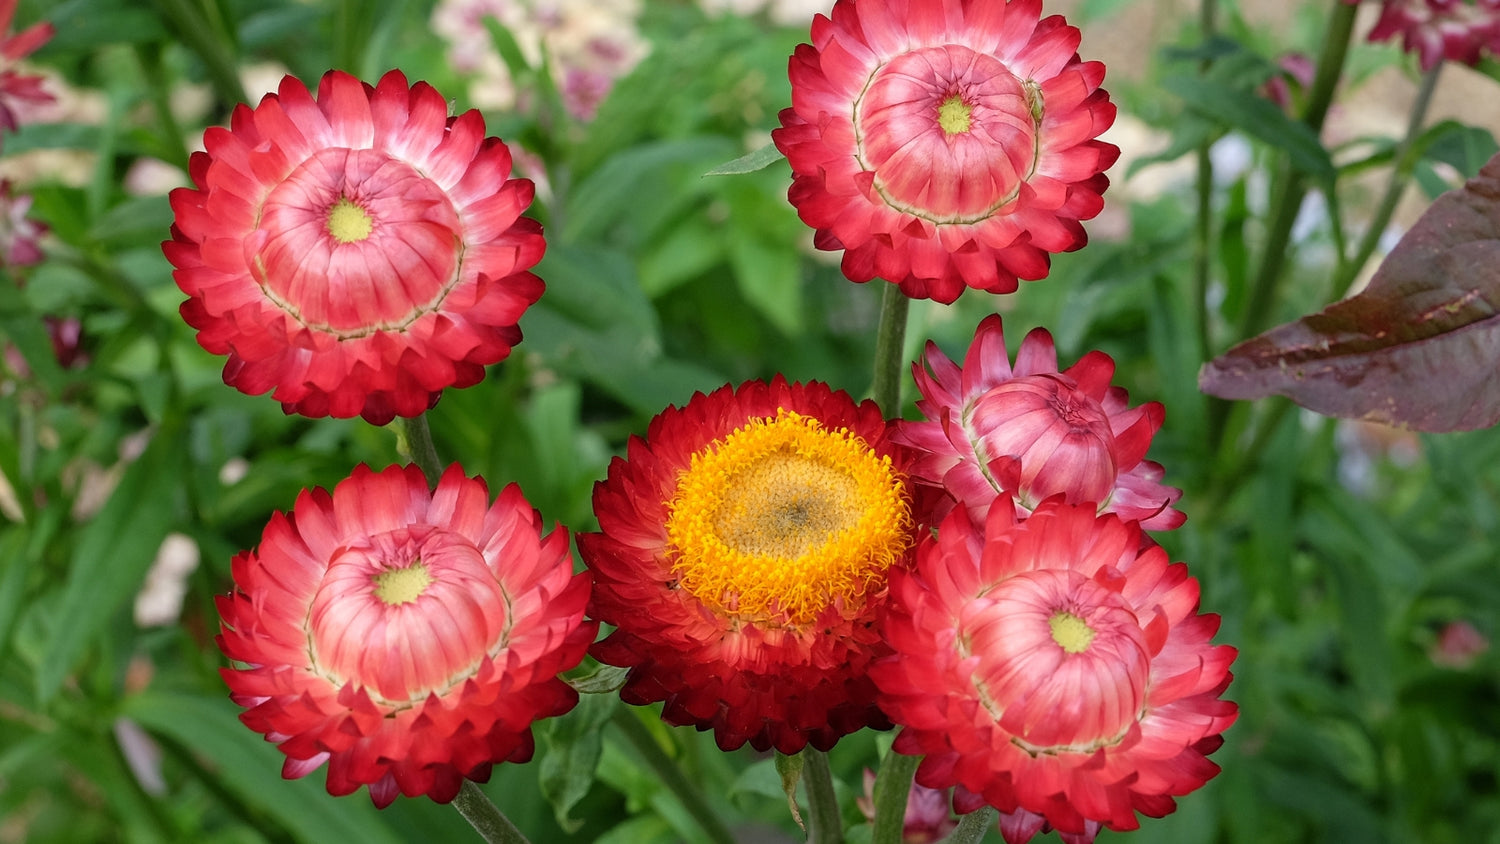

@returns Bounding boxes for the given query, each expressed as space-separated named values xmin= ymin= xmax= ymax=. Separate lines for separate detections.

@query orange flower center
xmin=665 ymin=410 xmax=909 ymax=625
xmin=372 ymin=561 xmax=432 ymax=605
xmin=326 ymin=196 xmax=374 ymax=243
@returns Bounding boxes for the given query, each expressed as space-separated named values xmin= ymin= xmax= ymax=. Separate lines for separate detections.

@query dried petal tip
xmin=217 ymin=464 xmax=596 ymax=807
xmin=773 ymin=0 xmax=1118 ymax=303
xmin=165 ymin=69 xmax=546 ymax=424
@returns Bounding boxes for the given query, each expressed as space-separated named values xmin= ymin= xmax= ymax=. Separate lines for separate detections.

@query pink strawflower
xmin=872 ymin=500 xmax=1238 ymax=843
xmin=164 ymin=70 xmax=545 ymax=424
xmin=773 ymin=0 xmax=1118 ymax=303
xmin=0 ymin=0 xmax=53 ymax=137
xmin=218 ymin=464 xmax=596 ymax=807
xmin=1359 ymin=0 xmax=1500 ymax=69
xmin=894 ymin=315 xmax=1183 ymax=531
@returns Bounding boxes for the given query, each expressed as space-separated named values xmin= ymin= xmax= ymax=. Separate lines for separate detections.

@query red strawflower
xmin=0 ymin=0 xmax=53 ymax=136
xmin=217 ymin=464 xmax=595 ymax=807
xmin=165 ymin=69 xmax=545 ymax=425
xmin=894 ymin=315 xmax=1183 ymax=531
xmin=577 ymin=377 xmax=915 ymax=753
xmin=872 ymin=500 xmax=1238 ymax=843
xmin=772 ymin=0 xmax=1118 ymax=303
xmin=1361 ymin=0 xmax=1500 ymax=69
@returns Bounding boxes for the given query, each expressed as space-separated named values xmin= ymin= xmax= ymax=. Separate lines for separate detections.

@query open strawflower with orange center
xmin=578 ymin=377 xmax=917 ymax=753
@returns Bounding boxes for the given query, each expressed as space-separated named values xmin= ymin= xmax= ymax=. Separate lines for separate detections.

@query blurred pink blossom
xmin=0 ymin=0 xmax=53 ymax=137
xmin=1354 ymin=0 xmax=1500 ymax=69
xmin=1432 ymin=620 xmax=1489 ymax=669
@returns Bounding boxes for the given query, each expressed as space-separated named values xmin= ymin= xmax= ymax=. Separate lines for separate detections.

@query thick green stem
xmin=871 ymin=284 xmax=911 ymax=417
xmin=1236 ymin=0 xmax=1357 ymax=341
xmin=452 ymin=780 xmax=532 ymax=844
xmin=1209 ymin=0 xmax=1357 ymax=453
xmin=870 ymin=750 xmax=920 ymax=844
xmin=400 ymin=415 xmax=445 ymax=487
xmin=803 ymin=748 xmax=844 ymax=844
xmin=148 ymin=0 xmax=248 ymax=110
xmin=1192 ymin=0 xmax=1219 ymax=361
xmin=610 ymin=708 xmax=737 ymax=844
xmin=1337 ymin=61 xmax=1443 ymax=294
xmin=946 ymin=806 xmax=997 ymax=844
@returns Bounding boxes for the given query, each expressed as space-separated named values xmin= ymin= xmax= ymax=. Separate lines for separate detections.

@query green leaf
xmin=36 ymin=421 xmax=184 ymax=701
xmin=774 ymin=750 xmax=806 ymax=832
xmin=538 ymin=693 xmax=614 ymax=832
xmin=122 ymin=692 xmax=403 ymax=844
xmin=568 ymin=664 xmax=630 ymax=695
xmin=1163 ymin=74 xmax=1336 ymax=184
xmin=562 ymin=137 xmax=736 ymax=243
xmin=729 ymin=235 xmax=803 ymax=336
xmin=703 ymin=142 xmax=785 ymax=176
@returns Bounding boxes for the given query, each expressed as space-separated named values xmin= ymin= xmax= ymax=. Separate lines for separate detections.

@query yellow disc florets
xmin=665 ymin=409 xmax=910 ymax=625
xmin=326 ymin=196 xmax=374 ymax=243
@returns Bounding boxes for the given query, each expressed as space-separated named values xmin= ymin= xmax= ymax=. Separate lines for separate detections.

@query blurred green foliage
xmin=2 ymin=0 xmax=1499 ymax=842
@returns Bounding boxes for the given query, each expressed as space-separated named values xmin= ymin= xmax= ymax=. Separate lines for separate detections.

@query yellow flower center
xmin=372 ymin=561 xmax=432 ymax=605
xmin=937 ymin=94 xmax=973 ymax=135
xmin=1049 ymin=611 xmax=1096 ymax=654
xmin=326 ymin=196 xmax=374 ymax=243
xmin=665 ymin=410 xmax=910 ymax=625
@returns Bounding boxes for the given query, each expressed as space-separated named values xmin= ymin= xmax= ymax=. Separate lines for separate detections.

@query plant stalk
xmin=1336 ymin=60 xmax=1444 ymax=294
xmin=870 ymin=749 xmax=920 ymax=844
xmin=400 ymin=414 xmax=445 ymax=487
xmin=945 ymin=806 xmax=998 ymax=844
xmin=610 ymin=708 xmax=737 ymax=844
xmin=452 ymin=780 xmax=533 ymax=844
xmin=803 ymin=748 xmax=844 ymax=844
xmin=1236 ymin=0 xmax=1357 ymax=341
xmin=871 ymin=283 xmax=911 ymax=417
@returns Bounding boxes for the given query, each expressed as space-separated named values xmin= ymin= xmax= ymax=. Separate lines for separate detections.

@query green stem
xmin=451 ymin=780 xmax=532 ymax=844
xmin=870 ymin=749 xmax=919 ymax=844
xmin=803 ymin=748 xmax=844 ymax=844
xmin=610 ymin=708 xmax=737 ymax=844
xmin=871 ymin=283 xmax=911 ymax=417
xmin=1336 ymin=61 xmax=1443 ymax=294
xmin=945 ymin=806 xmax=997 ymax=844
xmin=148 ymin=0 xmax=248 ymax=110
xmin=400 ymin=415 xmax=445 ymax=487
xmin=1192 ymin=0 xmax=1219 ymax=361
xmin=1209 ymin=0 xmax=1356 ymax=454
xmin=1236 ymin=0 xmax=1356 ymax=341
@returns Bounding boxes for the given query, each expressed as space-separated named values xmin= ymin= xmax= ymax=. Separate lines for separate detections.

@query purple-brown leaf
xmin=1200 ymin=151 xmax=1500 ymax=431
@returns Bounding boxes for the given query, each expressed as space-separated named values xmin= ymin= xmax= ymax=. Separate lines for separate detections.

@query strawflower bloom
xmin=872 ymin=500 xmax=1238 ymax=844
xmin=578 ymin=377 xmax=915 ymax=753
xmin=217 ymin=464 xmax=595 ymax=807
xmin=1355 ymin=0 xmax=1500 ymax=69
xmin=772 ymin=0 xmax=1118 ymax=303
xmin=894 ymin=315 xmax=1183 ymax=531
xmin=0 ymin=0 xmax=53 ymax=137
xmin=165 ymin=69 xmax=546 ymax=424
